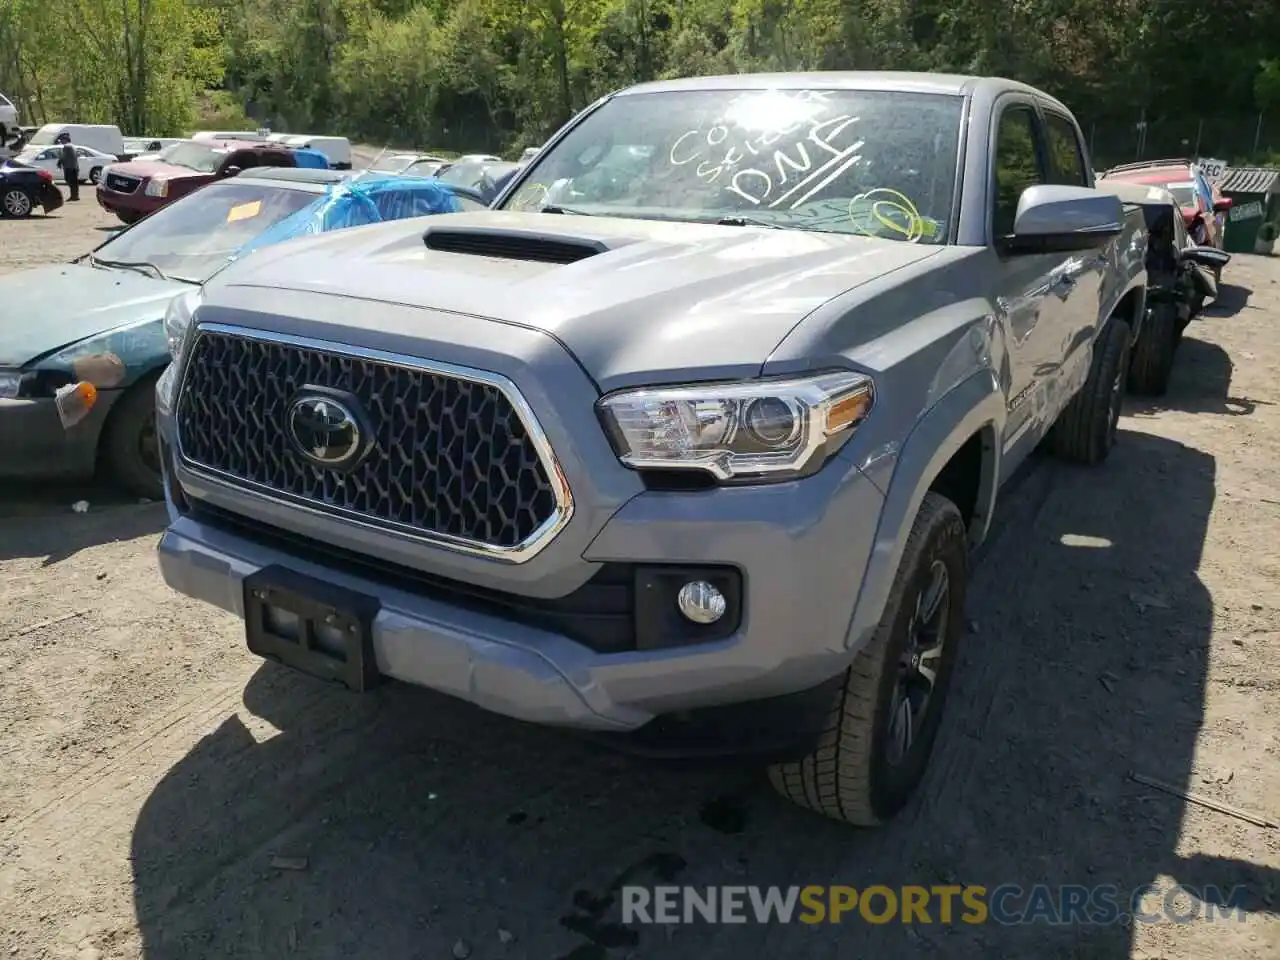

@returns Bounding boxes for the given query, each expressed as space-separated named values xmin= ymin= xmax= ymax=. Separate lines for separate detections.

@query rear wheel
xmin=1128 ymin=303 xmax=1178 ymax=396
xmin=100 ymin=375 xmax=163 ymax=500
xmin=767 ymin=493 xmax=968 ymax=826
xmin=1051 ymin=318 xmax=1131 ymax=465
xmin=1 ymin=187 xmax=34 ymax=218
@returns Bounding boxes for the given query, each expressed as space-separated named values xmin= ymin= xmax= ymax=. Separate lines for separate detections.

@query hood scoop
xmin=422 ymin=224 xmax=615 ymax=265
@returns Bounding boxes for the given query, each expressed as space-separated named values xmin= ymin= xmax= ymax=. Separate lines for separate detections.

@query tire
xmin=1128 ymin=302 xmax=1178 ymax=396
xmin=768 ymin=493 xmax=968 ymax=826
xmin=100 ymin=375 xmax=163 ymax=500
xmin=1050 ymin=318 xmax=1131 ymax=465
xmin=117 ymin=210 xmax=141 ymax=225
xmin=88 ymin=166 xmax=102 ymax=184
xmin=1 ymin=187 xmax=34 ymax=218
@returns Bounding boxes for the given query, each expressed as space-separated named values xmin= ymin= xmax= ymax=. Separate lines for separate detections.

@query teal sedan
xmin=0 ymin=168 xmax=484 ymax=497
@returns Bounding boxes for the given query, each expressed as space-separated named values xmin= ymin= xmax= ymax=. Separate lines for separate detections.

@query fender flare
xmin=843 ymin=369 xmax=1005 ymax=653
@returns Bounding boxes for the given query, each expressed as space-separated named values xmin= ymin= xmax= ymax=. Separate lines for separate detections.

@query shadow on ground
xmin=1128 ymin=334 xmax=1275 ymax=418
xmin=128 ymin=430 xmax=1278 ymax=959
xmin=0 ymin=480 xmax=163 ymax=563
xmin=1200 ymin=282 xmax=1252 ymax=319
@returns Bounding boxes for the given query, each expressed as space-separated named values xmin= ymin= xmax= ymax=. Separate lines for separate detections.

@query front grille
xmin=175 ymin=328 xmax=566 ymax=557
xmin=105 ymin=173 xmax=139 ymax=193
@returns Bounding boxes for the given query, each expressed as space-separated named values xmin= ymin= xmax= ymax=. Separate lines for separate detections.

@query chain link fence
xmin=1084 ymin=114 xmax=1276 ymax=170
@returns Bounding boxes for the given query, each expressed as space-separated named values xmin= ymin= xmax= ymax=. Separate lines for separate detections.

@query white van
xmin=280 ymin=134 xmax=352 ymax=169
xmin=26 ymin=123 xmax=125 ymax=158
xmin=190 ymin=129 xmax=274 ymax=144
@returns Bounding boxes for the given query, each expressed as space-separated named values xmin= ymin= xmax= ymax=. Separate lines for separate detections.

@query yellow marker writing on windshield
xmin=848 ymin=189 xmax=927 ymax=243
xmin=226 ymin=200 xmax=263 ymax=223
xmin=517 ymin=183 xmax=550 ymax=210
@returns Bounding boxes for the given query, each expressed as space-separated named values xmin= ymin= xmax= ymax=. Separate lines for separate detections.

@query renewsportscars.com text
xmin=621 ymin=884 xmax=1249 ymax=926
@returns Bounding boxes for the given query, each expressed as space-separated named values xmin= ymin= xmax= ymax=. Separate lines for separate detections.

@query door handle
xmin=1050 ymin=274 xmax=1076 ymax=298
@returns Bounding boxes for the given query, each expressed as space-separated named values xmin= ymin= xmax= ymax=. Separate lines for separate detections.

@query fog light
xmin=676 ymin=580 xmax=726 ymax=624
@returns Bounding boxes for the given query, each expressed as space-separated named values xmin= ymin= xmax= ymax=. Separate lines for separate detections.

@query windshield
xmin=437 ymin=160 xmax=495 ymax=189
xmin=501 ymin=88 xmax=963 ymax=241
xmin=371 ymin=155 xmax=413 ymax=173
xmin=1165 ymin=183 xmax=1197 ymax=208
xmin=158 ymin=141 xmax=223 ymax=173
xmin=92 ymin=181 xmax=321 ymax=283
xmin=28 ymin=126 xmax=61 ymax=146
xmin=403 ymin=160 xmax=444 ymax=177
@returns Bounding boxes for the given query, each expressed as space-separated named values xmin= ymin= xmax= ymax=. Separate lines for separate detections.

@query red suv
xmin=96 ymin=139 xmax=300 ymax=224
xmin=1099 ymin=158 xmax=1231 ymax=253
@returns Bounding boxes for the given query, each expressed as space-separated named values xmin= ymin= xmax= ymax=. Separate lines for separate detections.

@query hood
xmin=105 ymin=159 xmax=202 ymax=180
xmin=208 ymin=211 xmax=942 ymax=389
xmin=0 ymin=263 xmax=190 ymax=367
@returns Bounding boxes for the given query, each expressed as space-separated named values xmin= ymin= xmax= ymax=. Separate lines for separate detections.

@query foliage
xmin=0 ymin=0 xmax=1278 ymax=160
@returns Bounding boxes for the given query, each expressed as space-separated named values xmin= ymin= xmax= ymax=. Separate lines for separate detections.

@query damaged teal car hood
xmin=0 ymin=263 xmax=191 ymax=371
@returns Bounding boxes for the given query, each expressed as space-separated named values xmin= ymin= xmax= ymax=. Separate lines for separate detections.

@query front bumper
xmin=158 ymin=454 xmax=885 ymax=731
xmin=155 ymin=296 xmax=888 ymax=733
xmin=0 ymin=390 xmax=119 ymax=479
xmin=95 ymin=186 xmax=162 ymax=218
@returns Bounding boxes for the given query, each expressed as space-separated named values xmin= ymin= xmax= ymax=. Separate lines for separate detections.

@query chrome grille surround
xmin=104 ymin=173 xmax=140 ymax=193
xmin=173 ymin=322 xmax=574 ymax=564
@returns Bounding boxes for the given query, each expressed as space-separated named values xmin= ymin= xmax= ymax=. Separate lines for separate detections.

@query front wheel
xmin=116 ymin=210 xmax=141 ymax=225
xmin=1050 ymin=318 xmax=1131 ymax=465
xmin=100 ymin=375 xmax=163 ymax=499
xmin=88 ymin=166 xmax=102 ymax=184
xmin=768 ymin=493 xmax=968 ymax=826
xmin=1 ymin=187 xmax=34 ymax=218
xmin=1128 ymin=303 xmax=1178 ymax=396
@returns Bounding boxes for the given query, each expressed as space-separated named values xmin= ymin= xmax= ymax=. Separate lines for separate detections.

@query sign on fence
xmin=1198 ymin=157 xmax=1227 ymax=182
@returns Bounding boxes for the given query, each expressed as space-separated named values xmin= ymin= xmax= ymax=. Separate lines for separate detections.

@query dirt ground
xmin=0 ymin=198 xmax=1277 ymax=960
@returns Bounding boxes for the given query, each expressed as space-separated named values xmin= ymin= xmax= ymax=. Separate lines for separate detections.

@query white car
xmin=369 ymin=152 xmax=445 ymax=174
xmin=124 ymin=136 xmax=184 ymax=158
xmin=15 ymin=143 xmax=119 ymax=184
xmin=0 ymin=92 xmax=17 ymax=136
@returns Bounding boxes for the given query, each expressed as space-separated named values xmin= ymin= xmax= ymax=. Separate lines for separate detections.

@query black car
xmin=0 ymin=159 xmax=64 ymax=218
xmin=1097 ymin=179 xmax=1230 ymax=395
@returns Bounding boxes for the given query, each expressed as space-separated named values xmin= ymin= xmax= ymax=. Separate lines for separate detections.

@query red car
xmin=1099 ymin=158 xmax=1232 ymax=253
xmin=96 ymin=139 xmax=300 ymax=224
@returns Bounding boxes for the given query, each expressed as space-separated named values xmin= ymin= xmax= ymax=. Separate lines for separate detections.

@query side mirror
xmin=1181 ymin=244 xmax=1231 ymax=271
xmin=1213 ymin=197 xmax=1232 ymax=213
xmin=220 ymin=165 xmax=242 ymax=178
xmin=1002 ymin=184 xmax=1125 ymax=254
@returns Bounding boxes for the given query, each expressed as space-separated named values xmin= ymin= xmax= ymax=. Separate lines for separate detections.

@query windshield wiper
xmin=539 ymin=204 xmax=596 ymax=216
xmin=89 ymin=255 xmax=170 ymax=281
xmin=712 ymin=215 xmax=792 ymax=229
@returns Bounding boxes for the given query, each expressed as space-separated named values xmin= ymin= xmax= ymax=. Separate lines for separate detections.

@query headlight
xmin=144 ymin=179 xmax=168 ymax=198
xmin=164 ymin=289 xmax=200 ymax=360
xmin=598 ymin=370 xmax=874 ymax=482
xmin=0 ymin=370 xmax=25 ymax=399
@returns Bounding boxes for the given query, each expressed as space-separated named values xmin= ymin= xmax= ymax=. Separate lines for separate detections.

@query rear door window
xmin=1042 ymin=112 xmax=1088 ymax=186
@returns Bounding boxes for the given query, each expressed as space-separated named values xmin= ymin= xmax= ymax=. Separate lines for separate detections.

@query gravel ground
xmin=0 ymin=198 xmax=1277 ymax=960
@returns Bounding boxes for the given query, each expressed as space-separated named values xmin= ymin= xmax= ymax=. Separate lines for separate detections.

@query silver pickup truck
xmin=155 ymin=72 xmax=1146 ymax=826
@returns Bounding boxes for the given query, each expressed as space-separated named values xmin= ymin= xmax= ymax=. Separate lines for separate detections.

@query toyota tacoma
xmin=155 ymin=72 xmax=1147 ymax=825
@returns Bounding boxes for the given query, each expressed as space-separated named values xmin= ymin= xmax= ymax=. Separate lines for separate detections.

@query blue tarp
xmin=290 ymin=148 xmax=331 ymax=169
xmin=237 ymin=171 xmax=463 ymax=255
